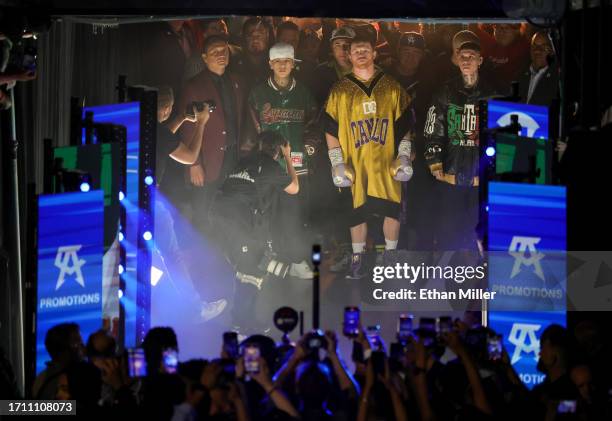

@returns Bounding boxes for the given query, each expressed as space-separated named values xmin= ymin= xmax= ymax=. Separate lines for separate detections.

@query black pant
xmin=401 ymin=162 xmax=437 ymax=251
xmin=271 ymin=174 xmax=311 ymax=264
xmin=433 ymin=180 xmax=479 ymax=251
xmin=209 ymin=195 xmax=270 ymax=329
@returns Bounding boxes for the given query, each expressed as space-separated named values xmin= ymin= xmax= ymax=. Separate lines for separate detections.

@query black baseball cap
xmin=202 ymin=34 xmax=229 ymax=53
xmin=398 ymin=32 xmax=425 ymax=50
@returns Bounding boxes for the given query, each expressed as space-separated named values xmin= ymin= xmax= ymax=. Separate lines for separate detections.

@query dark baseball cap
xmin=202 ymin=34 xmax=229 ymax=53
xmin=398 ymin=32 xmax=425 ymax=50
xmin=458 ymin=40 xmax=481 ymax=53
xmin=330 ymin=26 xmax=356 ymax=42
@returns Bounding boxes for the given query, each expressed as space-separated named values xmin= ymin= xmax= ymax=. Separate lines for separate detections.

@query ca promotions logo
xmin=508 ymin=236 xmax=545 ymax=281
xmin=508 ymin=323 xmax=546 ymax=386
xmin=55 ymin=245 xmax=86 ymax=290
xmin=508 ymin=322 xmax=540 ymax=364
xmin=491 ymin=236 xmax=564 ymax=302
xmin=40 ymin=245 xmax=100 ymax=310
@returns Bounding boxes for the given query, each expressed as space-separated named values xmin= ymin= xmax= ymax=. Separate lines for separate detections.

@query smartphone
xmin=416 ymin=328 xmax=436 ymax=348
xmin=397 ymin=314 xmax=413 ymax=343
xmin=487 ymin=335 xmax=503 ymax=361
xmin=216 ymin=358 xmax=237 ymax=388
xmin=343 ymin=307 xmax=360 ymax=338
xmin=162 ymin=349 xmax=178 ymax=374
xmin=371 ymin=351 xmax=386 ymax=375
xmin=389 ymin=342 xmax=404 ymax=361
xmin=366 ymin=325 xmax=383 ymax=351
xmin=419 ymin=317 xmax=436 ymax=332
xmin=557 ymin=400 xmax=577 ymax=414
xmin=126 ymin=348 xmax=146 ymax=377
xmin=223 ymin=332 xmax=239 ymax=359
xmin=244 ymin=344 xmax=260 ymax=374
xmin=436 ymin=316 xmax=453 ymax=337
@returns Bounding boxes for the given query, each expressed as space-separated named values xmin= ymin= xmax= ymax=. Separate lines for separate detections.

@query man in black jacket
xmin=517 ymin=31 xmax=559 ymax=107
xmin=209 ymin=131 xmax=299 ymax=331
xmin=423 ymin=39 xmax=495 ymax=251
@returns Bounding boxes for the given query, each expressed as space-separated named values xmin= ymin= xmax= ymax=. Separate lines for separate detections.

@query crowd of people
xmin=1 ymin=315 xmax=607 ymax=420
xmin=148 ymin=16 xmax=560 ymax=327
xmin=3 ymin=14 xmax=609 ymax=421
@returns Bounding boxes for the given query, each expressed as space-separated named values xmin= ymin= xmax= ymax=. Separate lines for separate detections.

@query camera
xmin=186 ymin=100 xmax=216 ymax=119
xmin=304 ymin=329 xmax=327 ymax=352
xmin=3 ymin=36 xmax=37 ymax=74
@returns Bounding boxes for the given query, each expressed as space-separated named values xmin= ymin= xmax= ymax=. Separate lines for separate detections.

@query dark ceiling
xmin=0 ymin=0 xmax=568 ymax=20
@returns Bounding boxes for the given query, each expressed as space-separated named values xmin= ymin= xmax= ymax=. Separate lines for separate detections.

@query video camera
xmin=185 ymin=100 xmax=216 ymax=120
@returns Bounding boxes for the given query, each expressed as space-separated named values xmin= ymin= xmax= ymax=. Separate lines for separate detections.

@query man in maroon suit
xmin=171 ymin=34 xmax=249 ymax=235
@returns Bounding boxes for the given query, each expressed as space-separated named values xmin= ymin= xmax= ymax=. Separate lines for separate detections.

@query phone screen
xmin=223 ymin=332 xmax=239 ymax=359
xmin=352 ymin=341 xmax=364 ymax=363
xmin=244 ymin=345 xmax=260 ymax=373
xmin=436 ymin=316 xmax=452 ymax=336
xmin=366 ymin=325 xmax=383 ymax=351
xmin=371 ymin=351 xmax=386 ymax=375
xmin=419 ymin=317 xmax=436 ymax=332
xmin=343 ymin=307 xmax=360 ymax=338
xmin=487 ymin=335 xmax=502 ymax=361
xmin=397 ymin=314 xmax=413 ymax=342
xmin=162 ymin=349 xmax=178 ymax=374
xmin=557 ymin=400 xmax=577 ymax=414
xmin=127 ymin=348 xmax=146 ymax=377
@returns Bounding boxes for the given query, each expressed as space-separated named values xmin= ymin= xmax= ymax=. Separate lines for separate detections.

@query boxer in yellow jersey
xmin=323 ymin=31 xmax=414 ymax=279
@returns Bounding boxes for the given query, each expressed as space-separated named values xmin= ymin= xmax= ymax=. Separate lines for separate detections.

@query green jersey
xmin=248 ymin=77 xmax=318 ymax=175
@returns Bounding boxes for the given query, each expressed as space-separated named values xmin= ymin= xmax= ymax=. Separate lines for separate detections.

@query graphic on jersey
xmin=350 ymin=117 xmax=390 ymax=148
xmin=448 ymin=103 xmax=479 ymax=146
xmin=260 ymin=103 xmax=305 ymax=125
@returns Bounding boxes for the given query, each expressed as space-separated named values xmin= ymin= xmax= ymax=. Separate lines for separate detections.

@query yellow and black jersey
xmin=323 ymin=70 xmax=412 ymax=208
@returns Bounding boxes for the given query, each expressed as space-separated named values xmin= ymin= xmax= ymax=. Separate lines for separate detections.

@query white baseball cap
xmin=269 ymin=42 xmax=301 ymax=62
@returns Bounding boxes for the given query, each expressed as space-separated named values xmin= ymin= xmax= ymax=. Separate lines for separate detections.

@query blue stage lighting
xmin=118 ymin=264 xmax=124 ymax=274
xmin=485 ymin=146 xmax=496 ymax=157
xmin=118 ymin=232 xmax=124 ymax=242
xmin=118 ymin=289 xmax=124 ymax=299
xmin=143 ymin=231 xmax=152 ymax=241
xmin=144 ymin=175 xmax=154 ymax=186
xmin=119 ymin=191 xmax=125 ymax=201
xmin=79 ymin=182 xmax=91 ymax=192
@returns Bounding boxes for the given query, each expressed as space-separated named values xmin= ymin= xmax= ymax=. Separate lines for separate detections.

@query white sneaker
xmin=289 ymin=260 xmax=314 ymax=279
xmin=200 ymin=299 xmax=227 ymax=322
